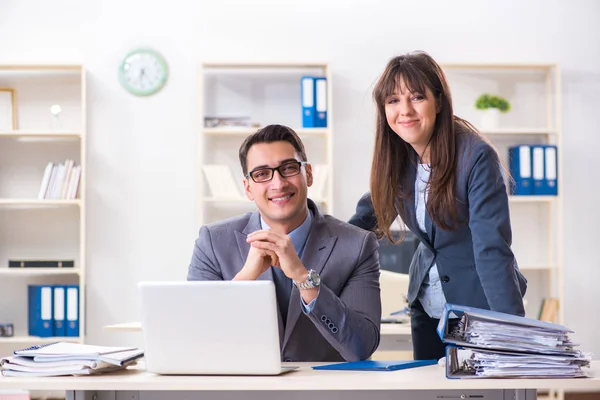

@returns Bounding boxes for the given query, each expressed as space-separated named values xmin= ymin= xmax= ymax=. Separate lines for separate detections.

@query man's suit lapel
xmin=282 ymin=206 xmax=336 ymax=351
xmin=237 ymin=212 xmax=285 ymax=346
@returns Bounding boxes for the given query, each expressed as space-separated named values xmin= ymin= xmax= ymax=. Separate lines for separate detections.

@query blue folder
xmin=300 ymin=76 xmax=316 ymax=128
xmin=312 ymin=359 xmax=437 ymax=371
xmin=28 ymin=285 xmax=53 ymax=337
xmin=508 ymin=145 xmax=533 ymax=195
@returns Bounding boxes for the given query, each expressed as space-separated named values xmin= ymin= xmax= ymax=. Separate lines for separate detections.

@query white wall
xmin=1 ymin=0 xmax=599 ymax=355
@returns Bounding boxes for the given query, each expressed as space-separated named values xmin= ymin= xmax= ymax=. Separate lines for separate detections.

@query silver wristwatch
xmin=293 ymin=269 xmax=321 ymax=290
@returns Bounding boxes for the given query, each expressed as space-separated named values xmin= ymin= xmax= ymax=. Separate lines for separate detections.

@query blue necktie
xmin=272 ymin=266 xmax=292 ymax=326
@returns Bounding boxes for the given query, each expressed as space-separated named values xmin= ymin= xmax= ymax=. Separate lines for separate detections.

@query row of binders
xmin=438 ymin=304 xmax=591 ymax=379
xmin=508 ymin=145 xmax=557 ymax=195
xmin=28 ymin=285 xmax=79 ymax=337
xmin=0 ymin=342 xmax=143 ymax=377
xmin=301 ymin=76 xmax=328 ymax=128
xmin=38 ymin=159 xmax=82 ymax=200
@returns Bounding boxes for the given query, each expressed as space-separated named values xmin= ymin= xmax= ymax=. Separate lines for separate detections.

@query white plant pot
xmin=479 ymin=108 xmax=500 ymax=130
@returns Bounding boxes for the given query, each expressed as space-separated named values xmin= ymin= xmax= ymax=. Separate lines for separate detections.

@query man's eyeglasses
xmin=246 ymin=161 xmax=308 ymax=183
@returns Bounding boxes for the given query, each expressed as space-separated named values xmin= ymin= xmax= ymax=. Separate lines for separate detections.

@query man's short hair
xmin=238 ymin=124 xmax=308 ymax=176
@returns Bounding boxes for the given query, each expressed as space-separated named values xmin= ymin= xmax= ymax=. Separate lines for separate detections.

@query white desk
xmin=103 ymin=321 xmax=413 ymax=352
xmin=2 ymin=362 xmax=600 ymax=400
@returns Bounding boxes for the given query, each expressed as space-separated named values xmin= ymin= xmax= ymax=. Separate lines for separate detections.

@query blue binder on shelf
xmin=28 ymin=285 xmax=53 ymax=337
xmin=312 ymin=359 xmax=437 ymax=371
xmin=531 ymin=145 xmax=545 ymax=195
xmin=314 ymin=77 xmax=327 ymax=128
xmin=53 ymin=285 xmax=66 ymax=337
xmin=542 ymin=145 xmax=558 ymax=195
xmin=508 ymin=145 xmax=532 ymax=195
xmin=65 ymin=285 xmax=80 ymax=337
xmin=301 ymin=76 xmax=316 ymax=128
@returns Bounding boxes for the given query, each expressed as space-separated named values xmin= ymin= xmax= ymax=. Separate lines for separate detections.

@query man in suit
xmin=188 ymin=124 xmax=381 ymax=362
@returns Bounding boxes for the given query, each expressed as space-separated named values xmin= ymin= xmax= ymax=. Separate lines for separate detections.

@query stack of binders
xmin=28 ymin=285 xmax=79 ymax=338
xmin=300 ymin=76 xmax=327 ymax=128
xmin=508 ymin=144 xmax=558 ymax=195
xmin=437 ymin=304 xmax=591 ymax=379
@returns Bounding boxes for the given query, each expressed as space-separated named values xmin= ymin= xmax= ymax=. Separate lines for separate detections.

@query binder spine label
xmin=532 ymin=147 xmax=544 ymax=180
xmin=67 ymin=288 xmax=78 ymax=321
xmin=519 ymin=146 xmax=531 ymax=178
xmin=546 ymin=147 xmax=557 ymax=180
xmin=41 ymin=287 xmax=52 ymax=321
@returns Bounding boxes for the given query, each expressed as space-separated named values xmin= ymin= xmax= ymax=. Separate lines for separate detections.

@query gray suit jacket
xmin=349 ymin=127 xmax=527 ymax=316
xmin=187 ymin=200 xmax=381 ymax=362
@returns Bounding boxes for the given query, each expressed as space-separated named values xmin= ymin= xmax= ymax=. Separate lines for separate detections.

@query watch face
xmin=309 ymin=270 xmax=321 ymax=286
xmin=119 ymin=48 xmax=168 ymax=96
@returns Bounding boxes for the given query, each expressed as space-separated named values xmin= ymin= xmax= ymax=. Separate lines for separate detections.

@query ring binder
xmin=14 ymin=342 xmax=58 ymax=354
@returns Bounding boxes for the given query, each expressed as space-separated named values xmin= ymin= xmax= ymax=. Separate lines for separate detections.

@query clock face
xmin=119 ymin=48 xmax=168 ymax=96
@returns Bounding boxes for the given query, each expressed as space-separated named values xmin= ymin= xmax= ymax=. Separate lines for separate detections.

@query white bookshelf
xmin=0 ymin=64 xmax=86 ymax=350
xmin=441 ymin=63 xmax=563 ymax=320
xmin=443 ymin=63 xmax=563 ymax=400
xmin=197 ymin=62 xmax=333 ymax=226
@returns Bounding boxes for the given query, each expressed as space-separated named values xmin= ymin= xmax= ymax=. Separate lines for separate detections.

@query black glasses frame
xmin=245 ymin=161 xmax=308 ymax=183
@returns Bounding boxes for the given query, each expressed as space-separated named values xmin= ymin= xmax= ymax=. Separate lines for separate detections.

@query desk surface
xmin=103 ymin=322 xmax=412 ymax=336
xmin=1 ymin=362 xmax=600 ymax=392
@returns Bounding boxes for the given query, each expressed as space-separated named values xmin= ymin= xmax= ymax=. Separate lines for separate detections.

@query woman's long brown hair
xmin=371 ymin=51 xmax=465 ymax=242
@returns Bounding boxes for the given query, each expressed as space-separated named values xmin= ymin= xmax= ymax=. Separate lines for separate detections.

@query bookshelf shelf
xmin=509 ymin=196 xmax=557 ymax=203
xmin=202 ymin=62 xmax=329 ymax=69
xmin=0 ymin=130 xmax=82 ymax=139
xmin=203 ymin=127 xmax=329 ymax=136
xmin=0 ymin=268 xmax=81 ymax=276
xmin=481 ymin=128 xmax=557 ymax=136
xmin=0 ymin=199 xmax=81 ymax=206
xmin=0 ymin=336 xmax=81 ymax=344
xmin=440 ymin=63 xmax=555 ymax=71
xmin=0 ymin=65 xmax=82 ymax=72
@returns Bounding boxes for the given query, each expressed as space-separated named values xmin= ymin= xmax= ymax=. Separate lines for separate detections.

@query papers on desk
xmin=437 ymin=304 xmax=591 ymax=379
xmin=1 ymin=342 xmax=144 ymax=377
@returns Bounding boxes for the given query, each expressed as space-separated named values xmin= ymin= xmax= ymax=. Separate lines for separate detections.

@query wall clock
xmin=118 ymin=48 xmax=168 ymax=96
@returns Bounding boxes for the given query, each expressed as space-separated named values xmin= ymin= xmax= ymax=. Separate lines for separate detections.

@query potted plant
xmin=474 ymin=93 xmax=511 ymax=129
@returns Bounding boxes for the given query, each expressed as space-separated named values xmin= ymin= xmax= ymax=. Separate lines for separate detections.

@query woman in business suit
xmin=349 ymin=51 xmax=527 ymax=360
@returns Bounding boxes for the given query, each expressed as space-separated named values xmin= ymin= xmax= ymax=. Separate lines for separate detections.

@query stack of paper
xmin=0 ymin=342 xmax=143 ymax=377
xmin=437 ymin=304 xmax=591 ymax=379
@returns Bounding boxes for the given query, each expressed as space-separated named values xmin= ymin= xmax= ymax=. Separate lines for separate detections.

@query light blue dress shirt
xmin=260 ymin=209 xmax=318 ymax=313
xmin=415 ymin=163 xmax=450 ymax=319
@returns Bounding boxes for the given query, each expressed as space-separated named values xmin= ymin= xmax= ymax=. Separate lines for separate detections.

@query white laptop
xmin=138 ymin=280 xmax=298 ymax=375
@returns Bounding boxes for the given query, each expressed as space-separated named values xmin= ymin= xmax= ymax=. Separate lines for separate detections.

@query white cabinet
xmin=442 ymin=63 xmax=562 ymax=323
xmin=0 ymin=65 xmax=86 ymax=351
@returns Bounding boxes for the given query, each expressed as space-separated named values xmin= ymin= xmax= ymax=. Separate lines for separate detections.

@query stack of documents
xmin=437 ymin=304 xmax=591 ymax=379
xmin=0 ymin=342 xmax=144 ymax=377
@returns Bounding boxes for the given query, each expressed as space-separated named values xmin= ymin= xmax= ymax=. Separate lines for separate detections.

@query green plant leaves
xmin=475 ymin=93 xmax=511 ymax=113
